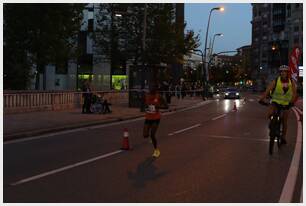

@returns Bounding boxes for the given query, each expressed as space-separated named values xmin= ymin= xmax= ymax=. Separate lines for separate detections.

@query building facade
xmin=33 ymin=3 xmax=185 ymax=91
xmin=251 ymin=3 xmax=303 ymax=84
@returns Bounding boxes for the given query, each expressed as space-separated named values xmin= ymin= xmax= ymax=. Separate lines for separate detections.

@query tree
xmin=4 ymin=3 xmax=85 ymax=90
xmin=94 ymin=3 xmax=200 ymax=74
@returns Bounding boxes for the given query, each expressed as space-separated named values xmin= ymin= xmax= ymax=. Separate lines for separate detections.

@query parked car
xmin=224 ymin=87 xmax=240 ymax=99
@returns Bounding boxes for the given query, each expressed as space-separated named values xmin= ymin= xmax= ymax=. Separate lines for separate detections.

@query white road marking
xmin=249 ymin=99 xmax=255 ymax=102
xmin=10 ymin=150 xmax=123 ymax=186
xmin=168 ymin=124 xmax=201 ymax=136
xmin=203 ymin=134 xmax=270 ymax=142
xmin=300 ymin=185 xmax=303 ymax=203
xmin=163 ymin=100 xmax=213 ymax=116
xmin=5 ymin=101 xmax=213 ymax=145
xmin=279 ymin=108 xmax=303 ymax=203
xmin=212 ymin=114 xmax=227 ymax=121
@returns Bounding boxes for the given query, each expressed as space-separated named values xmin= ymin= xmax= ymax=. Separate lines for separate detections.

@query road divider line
xmin=279 ymin=108 xmax=303 ymax=203
xmin=300 ymin=185 xmax=303 ymax=202
xmin=10 ymin=150 xmax=123 ymax=186
xmin=212 ymin=114 xmax=227 ymax=121
xmin=168 ymin=124 xmax=201 ymax=136
xmin=203 ymin=134 xmax=270 ymax=142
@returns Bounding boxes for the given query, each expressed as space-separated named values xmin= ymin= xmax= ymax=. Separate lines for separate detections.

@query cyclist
xmin=143 ymin=86 xmax=161 ymax=158
xmin=260 ymin=65 xmax=297 ymax=144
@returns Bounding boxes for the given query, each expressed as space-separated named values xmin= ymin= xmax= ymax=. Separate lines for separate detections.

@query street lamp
xmin=203 ymin=6 xmax=224 ymax=98
xmin=272 ymin=44 xmax=282 ymax=65
xmin=208 ymin=33 xmax=223 ymax=77
xmin=210 ymin=33 xmax=223 ymax=57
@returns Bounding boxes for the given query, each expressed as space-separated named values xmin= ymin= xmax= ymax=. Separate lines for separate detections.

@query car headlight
xmin=225 ymin=92 xmax=229 ymax=95
xmin=236 ymin=92 xmax=239 ymax=96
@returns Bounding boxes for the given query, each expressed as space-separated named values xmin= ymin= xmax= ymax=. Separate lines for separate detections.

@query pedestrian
xmin=143 ymin=86 xmax=162 ymax=158
xmin=102 ymin=96 xmax=112 ymax=114
xmin=82 ymin=80 xmax=93 ymax=114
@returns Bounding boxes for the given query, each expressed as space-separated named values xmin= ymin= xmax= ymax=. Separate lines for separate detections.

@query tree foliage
xmin=94 ymin=3 xmax=200 ymax=68
xmin=4 ymin=3 xmax=85 ymax=90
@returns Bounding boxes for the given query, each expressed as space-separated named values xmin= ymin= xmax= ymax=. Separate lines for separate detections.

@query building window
xmin=294 ymin=26 xmax=299 ymax=32
xmin=295 ymin=3 xmax=300 ymax=9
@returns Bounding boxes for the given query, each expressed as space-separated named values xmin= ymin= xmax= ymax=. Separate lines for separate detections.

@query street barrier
xmin=3 ymin=89 xmax=204 ymax=114
xmin=3 ymin=90 xmax=129 ymax=114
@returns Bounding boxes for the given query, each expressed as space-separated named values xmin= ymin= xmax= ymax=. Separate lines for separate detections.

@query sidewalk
xmin=4 ymin=96 xmax=205 ymax=141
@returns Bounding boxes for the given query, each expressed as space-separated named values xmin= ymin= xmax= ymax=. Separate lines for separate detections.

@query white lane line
xmin=163 ymin=100 xmax=213 ymax=116
xmin=168 ymin=124 xmax=201 ymax=136
xmin=300 ymin=185 xmax=303 ymax=203
xmin=204 ymin=134 xmax=270 ymax=142
xmin=279 ymin=108 xmax=303 ymax=203
xmin=10 ymin=150 xmax=123 ymax=186
xmin=212 ymin=114 xmax=227 ymax=121
xmin=5 ymin=101 xmax=213 ymax=145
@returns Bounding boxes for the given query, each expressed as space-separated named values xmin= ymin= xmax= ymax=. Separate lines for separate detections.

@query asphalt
xmin=3 ymin=93 xmax=303 ymax=203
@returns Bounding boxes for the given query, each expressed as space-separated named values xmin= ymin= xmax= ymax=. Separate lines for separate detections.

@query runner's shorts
xmin=144 ymin=119 xmax=160 ymax=125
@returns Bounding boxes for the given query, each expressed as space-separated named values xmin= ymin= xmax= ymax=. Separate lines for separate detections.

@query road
xmin=3 ymin=93 xmax=302 ymax=203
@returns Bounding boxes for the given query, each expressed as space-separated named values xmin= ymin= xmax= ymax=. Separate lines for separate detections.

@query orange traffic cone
xmin=233 ymin=102 xmax=237 ymax=112
xmin=121 ymin=128 xmax=130 ymax=150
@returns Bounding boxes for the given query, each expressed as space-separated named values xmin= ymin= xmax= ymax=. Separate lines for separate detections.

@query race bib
xmin=146 ymin=104 xmax=156 ymax=113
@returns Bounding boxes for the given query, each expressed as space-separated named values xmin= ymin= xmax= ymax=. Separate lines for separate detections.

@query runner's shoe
xmin=152 ymin=149 xmax=160 ymax=158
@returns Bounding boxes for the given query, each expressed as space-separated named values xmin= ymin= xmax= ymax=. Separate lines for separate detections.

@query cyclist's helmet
xmin=279 ymin=65 xmax=289 ymax=72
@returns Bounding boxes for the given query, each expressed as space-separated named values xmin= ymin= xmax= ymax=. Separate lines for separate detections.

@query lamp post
xmin=140 ymin=3 xmax=147 ymax=111
xmin=192 ymin=49 xmax=205 ymax=99
xmin=210 ymin=33 xmax=223 ymax=57
xmin=203 ymin=6 xmax=224 ymax=98
xmin=208 ymin=33 xmax=223 ymax=82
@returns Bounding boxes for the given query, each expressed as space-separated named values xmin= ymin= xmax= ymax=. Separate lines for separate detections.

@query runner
xmin=143 ymin=86 xmax=161 ymax=158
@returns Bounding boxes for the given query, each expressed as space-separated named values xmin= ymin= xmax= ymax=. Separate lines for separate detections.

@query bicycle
xmin=259 ymin=100 xmax=292 ymax=155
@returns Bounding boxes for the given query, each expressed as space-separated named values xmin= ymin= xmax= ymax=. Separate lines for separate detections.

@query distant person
xmin=82 ymin=80 xmax=93 ymax=114
xmin=102 ymin=96 xmax=112 ymax=114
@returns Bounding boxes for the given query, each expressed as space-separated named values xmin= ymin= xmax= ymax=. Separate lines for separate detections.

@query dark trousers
xmin=82 ymin=97 xmax=92 ymax=113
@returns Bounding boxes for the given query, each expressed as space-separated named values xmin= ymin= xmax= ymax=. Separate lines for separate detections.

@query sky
xmin=185 ymin=3 xmax=252 ymax=55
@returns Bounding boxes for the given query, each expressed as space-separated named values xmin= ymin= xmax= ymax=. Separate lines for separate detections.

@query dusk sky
xmin=185 ymin=3 xmax=252 ymax=55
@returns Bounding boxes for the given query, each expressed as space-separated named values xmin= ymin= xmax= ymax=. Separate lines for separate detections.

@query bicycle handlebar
xmin=258 ymin=100 xmax=294 ymax=108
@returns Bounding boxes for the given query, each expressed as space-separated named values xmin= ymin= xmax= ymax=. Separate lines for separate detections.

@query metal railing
xmin=4 ymin=90 xmax=129 ymax=114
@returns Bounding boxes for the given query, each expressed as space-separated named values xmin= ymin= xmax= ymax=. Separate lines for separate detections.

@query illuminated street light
xmin=202 ymin=6 xmax=225 ymax=99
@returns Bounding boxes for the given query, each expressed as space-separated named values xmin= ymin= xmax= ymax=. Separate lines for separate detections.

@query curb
xmin=4 ymin=103 xmax=199 ymax=142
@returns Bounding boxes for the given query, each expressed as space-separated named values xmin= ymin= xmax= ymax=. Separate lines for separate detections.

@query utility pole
xmin=140 ymin=3 xmax=147 ymax=112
